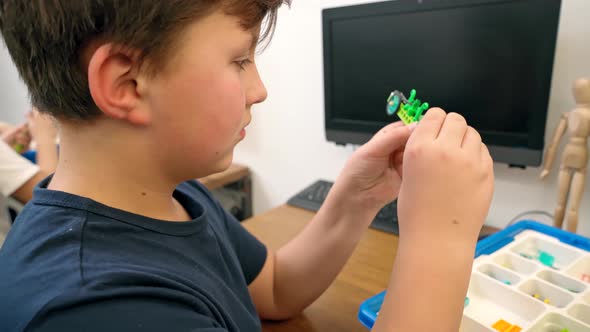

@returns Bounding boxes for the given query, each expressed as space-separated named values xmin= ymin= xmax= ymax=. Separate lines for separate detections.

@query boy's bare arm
xmin=249 ymin=109 xmax=494 ymax=329
xmin=11 ymin=171 xmax=51 ymax=203
xmin=372 ymin=110 xmax=493 ymax=331
xmin=372 ymin=237 xmax=476 ymax=332
xmin=249 ymin=123 xmax=414 ymax=320
xmin=248 ymin=190 xmax=386 ymax=320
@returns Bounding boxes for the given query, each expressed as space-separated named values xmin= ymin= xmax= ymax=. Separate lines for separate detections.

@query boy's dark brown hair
xmin=0 ymin=0 xmax=289 ymax=121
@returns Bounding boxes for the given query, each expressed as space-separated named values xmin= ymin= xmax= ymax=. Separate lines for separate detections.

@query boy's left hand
xmin=332 ymin=121 xmax=414 ymax=217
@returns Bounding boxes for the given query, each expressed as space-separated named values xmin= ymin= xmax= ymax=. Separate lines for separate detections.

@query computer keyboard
xmin=287 ymin=180 xmax=399 ymax=235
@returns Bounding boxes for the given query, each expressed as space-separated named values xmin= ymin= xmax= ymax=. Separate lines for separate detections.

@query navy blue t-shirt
xmin=0 ymin=178 xmax=268 ymax=332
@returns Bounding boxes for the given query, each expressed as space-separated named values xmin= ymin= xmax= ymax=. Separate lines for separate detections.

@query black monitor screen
xmin=323 ymin=0 xmax=561 ymax=166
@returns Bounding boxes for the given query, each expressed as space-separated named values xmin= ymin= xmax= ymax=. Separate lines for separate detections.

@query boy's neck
xmin=49 ymin=124 xmax=192 ymax=222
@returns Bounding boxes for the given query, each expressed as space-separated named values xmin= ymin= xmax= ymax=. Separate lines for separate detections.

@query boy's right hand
xmin=397 ymin=108 xmax=494 ymax=244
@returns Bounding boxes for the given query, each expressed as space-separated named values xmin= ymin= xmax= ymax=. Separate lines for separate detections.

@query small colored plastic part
xmin=407 ymin=89 xmax=416 ymax=104
xmin=503 ymin=280 xmax=511 ymax=285
xmin=538 ymin=251 xmax=555 ymax=268
xmin=492 ymin=319 xmax=522 ymax=332
xmin=386 ymin=89 xmax=430 ymax=124
xmin=387 ymin=95 xmax=400 ymax=116
xmin=402 ymin=95 xmax=429 ymax=122
xmin=532 ymin=293 xmax=551 ymax=305
xmin=464 ymin=297 xmax=469 ymax=307
xmin=519 ymin=247 xmax=537 ymax=259
xmin=13 ymin=143 xmax=24 ymax=153
xmin=492 ymin=319 xmax=511 ymax=331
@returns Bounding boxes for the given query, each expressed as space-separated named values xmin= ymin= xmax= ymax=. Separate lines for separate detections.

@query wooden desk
xmin=243 ymin=204 xmax=397 ymax=332
xmin=243 ymin=205 xmax=501 ymax=332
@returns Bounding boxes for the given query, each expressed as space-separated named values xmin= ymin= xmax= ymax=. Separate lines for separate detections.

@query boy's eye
xmin=236 ymin=59 xmax=252 ymax=71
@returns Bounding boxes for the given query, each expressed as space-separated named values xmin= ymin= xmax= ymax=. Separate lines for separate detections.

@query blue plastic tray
xmin=357 ymin=220 xmax=590 ymax=329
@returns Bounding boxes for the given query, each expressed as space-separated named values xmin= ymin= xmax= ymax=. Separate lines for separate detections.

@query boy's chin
xmin=184 ymin=150 xmax=234 ymax=180
xmin=210 ymin=154 xmax=234 ymax=174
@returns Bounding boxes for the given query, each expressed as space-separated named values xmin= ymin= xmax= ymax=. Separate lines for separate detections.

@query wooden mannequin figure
xmin=540 ymin=78 xmax=590 ymax=233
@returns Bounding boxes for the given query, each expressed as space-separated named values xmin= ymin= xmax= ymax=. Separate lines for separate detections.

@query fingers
xmin=410 ymin=108 xmax=445 ymax=142
xmin=481 ymin=143 xmax=493 ymax=168
xmin=437 ymin=112 xmax=468 ymax=147
xmin=377 ymin=121 xmax=405 ymax=131
xmin=365 ymin=121 xmax=412 ymax=157
xmin=391 ymin=149 xmax=405 ymax=177
xmin=462 ymin=126 xmax=482 ymax=154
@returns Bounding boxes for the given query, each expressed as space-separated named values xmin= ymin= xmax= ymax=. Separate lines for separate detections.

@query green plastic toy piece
xmin=538 ymin=251 xmax=555 ymax=268
xmin=386 ymin=89 xmax=430 ymax=125
xmin=396 ymin=107 xmax=416 ymax=125
xmin=407 ymin=89 xmax=416 ymax=104
xmin=464 ymin=297 xmax=469 ymax=307
xmin=13 ymin=144 xmax=24 ymax=154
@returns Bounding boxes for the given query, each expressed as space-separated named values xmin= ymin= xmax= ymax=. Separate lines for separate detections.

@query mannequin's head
xmin=573 ymin=78 xmax=590 ymax=105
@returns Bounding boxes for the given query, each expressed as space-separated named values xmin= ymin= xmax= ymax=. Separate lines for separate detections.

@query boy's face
xmin=143 ymin=10 xmax=268 ymax=179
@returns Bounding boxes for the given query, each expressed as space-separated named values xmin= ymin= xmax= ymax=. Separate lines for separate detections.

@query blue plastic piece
xmin=357 ymin=220 xmax=590 ymax=329
xmin=22 ymin=150 xmax=37 ymax=164
xmin=388 ymin=95 xmax=401 ymax=115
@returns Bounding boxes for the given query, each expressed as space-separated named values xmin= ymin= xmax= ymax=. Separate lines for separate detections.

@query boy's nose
xmin=247 ymin=66 xmax=268 ymax=106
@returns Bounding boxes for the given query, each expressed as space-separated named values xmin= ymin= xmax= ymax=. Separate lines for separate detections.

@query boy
xmin=0 ymin=1 xmax=494 ymax=331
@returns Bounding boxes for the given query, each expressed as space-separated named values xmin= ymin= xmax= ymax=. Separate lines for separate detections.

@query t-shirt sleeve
xmin=27 ymin=297 xmax=228 ymax=332
xmin=183 ymin=180 xmax=268 ymax=285
xmin=0 ymin=142 xmax=39 ymax=197
xmin=221 ymin=208 xmax=268 ymax=285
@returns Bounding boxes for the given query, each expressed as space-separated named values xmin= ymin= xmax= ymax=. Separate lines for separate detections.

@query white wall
xmin=0 ymin=43 xmax=29 ymax=124
xmin=235 ymin=0 xmax=590 ymax=237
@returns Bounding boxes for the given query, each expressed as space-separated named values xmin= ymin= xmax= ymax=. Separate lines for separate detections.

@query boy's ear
xmin=87 ymin=44 xmax=150 ymax=125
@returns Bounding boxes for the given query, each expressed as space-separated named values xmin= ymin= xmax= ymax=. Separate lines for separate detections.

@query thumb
xmin=361 ymin=122 xmax=414 ymax=158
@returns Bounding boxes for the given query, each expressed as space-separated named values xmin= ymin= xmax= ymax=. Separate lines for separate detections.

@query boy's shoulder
xmin=0 ymin=179 xmax=264 ymax=331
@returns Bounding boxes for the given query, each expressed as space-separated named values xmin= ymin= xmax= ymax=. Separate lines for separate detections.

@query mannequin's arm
xmin=540 ymin=112 xmax=569 ymax=179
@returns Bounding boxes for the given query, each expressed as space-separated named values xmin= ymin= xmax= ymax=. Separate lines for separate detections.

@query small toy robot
xmin=386 ymin=89 xmax=430 ymax=124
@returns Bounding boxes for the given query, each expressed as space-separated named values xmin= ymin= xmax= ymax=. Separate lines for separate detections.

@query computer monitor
xmin=322 ymin=0 xmax=562 ymax=167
